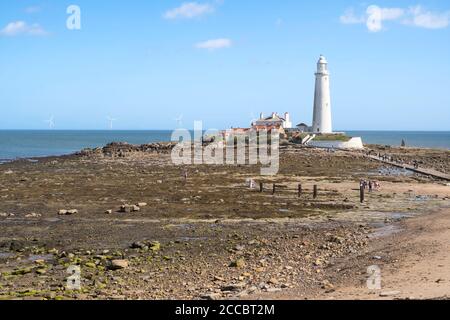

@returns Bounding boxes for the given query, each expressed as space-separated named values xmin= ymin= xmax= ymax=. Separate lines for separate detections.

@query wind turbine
xmin=45 ymin=116 xmax=55 ymax=129
xmin=107 ymin=116 xmax=117 ymax=130
xmin=174 ymin=114 xmax=183 ymax=128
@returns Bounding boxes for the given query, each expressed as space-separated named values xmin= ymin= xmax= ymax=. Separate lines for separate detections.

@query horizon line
xmin=0 ymin=129 xmax=449 ymax=133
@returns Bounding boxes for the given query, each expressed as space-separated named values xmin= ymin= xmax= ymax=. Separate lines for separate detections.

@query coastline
xmin=0 ymin=130 xmax=449 ymax=162
xmin=0 ymin=142 xmax=448 ymax=300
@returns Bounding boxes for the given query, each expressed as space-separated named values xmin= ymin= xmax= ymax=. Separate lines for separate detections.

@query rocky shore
xmin=0 ymin=144 xmax=448 ymax=300
xmin=78 ymin=142 xmax=177 ymax=158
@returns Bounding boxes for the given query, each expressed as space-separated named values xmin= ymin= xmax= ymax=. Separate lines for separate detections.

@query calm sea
xmin=0 ymin=130 xmax=448 ymax=161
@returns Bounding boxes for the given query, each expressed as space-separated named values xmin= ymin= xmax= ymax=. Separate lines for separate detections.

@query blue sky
xmin=1 ymin=0 xmax=449 ymax=130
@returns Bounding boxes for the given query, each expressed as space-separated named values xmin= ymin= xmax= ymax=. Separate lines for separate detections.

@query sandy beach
xmin=0 ymin=143 xmax=448 ymax=300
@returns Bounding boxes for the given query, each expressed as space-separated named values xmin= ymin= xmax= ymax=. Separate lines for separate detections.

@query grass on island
xmin=313 ymin=134 xmax=351 ymax=142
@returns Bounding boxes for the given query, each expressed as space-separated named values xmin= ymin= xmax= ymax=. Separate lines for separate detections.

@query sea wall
xmin=309 ymin=137 xmax=364 ymax=150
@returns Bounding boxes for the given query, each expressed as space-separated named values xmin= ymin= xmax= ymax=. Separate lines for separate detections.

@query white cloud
xmin=164 ymin=2 xmax=214 ymax=20
xmin=405 ymin=6 xmax=450 ymax=29
xmin=340 ymin=8 xmax=365 ymax=24
xmin=341 ymin=5 xmax=450 ymax=32
xmin=195 ymin=38 xmax=232 ymax=51
xmin=0 ymin=21 xmax=47 ymax=36
xmin=366 ymin=5 xmax=405 ymax=32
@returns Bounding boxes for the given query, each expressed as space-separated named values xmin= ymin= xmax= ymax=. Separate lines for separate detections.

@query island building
xmin=218 ymin=56 xmax=364 ymax=150
xmin=252 ymin=112 xmax=292 ymax=130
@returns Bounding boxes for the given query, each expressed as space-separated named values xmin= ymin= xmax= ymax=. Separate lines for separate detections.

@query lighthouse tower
xmin=312 ymin=55 xmax=333 ymax=134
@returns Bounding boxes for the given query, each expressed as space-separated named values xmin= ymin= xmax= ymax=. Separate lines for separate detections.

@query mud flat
xmin=0 ymin=144 xmax=448 ymax=300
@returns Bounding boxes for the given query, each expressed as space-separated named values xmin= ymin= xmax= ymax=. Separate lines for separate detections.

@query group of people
xmin=360 ymin=179 xmax=381 ymax=192
xmin=366 ymin=151 xmax=421 ymax=170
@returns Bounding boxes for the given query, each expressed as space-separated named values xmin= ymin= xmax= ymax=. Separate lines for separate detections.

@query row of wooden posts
xmin=258 ymin=182 xmax=366 ymax=203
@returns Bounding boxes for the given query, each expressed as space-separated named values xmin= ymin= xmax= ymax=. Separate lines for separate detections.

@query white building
xmin=312 ymin=55 xmax=333 ymax=134
xmin=252 ymin=112 xmax=292 ymax=129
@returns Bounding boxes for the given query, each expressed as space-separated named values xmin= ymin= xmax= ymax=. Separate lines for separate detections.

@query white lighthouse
xmin=312 ymin=55 xmax=333 ymax=134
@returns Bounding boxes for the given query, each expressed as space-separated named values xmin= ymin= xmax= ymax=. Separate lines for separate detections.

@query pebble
xmin=229 ymin=258 xmax=246 ymax=268
xmin=265 ymin=288 xmax=282 ymax=293
xmin=109 ymin=259 xmax=129 ymax=270
xmin=221 ymin=283 xmax=246 ymax=292
xmin=120 ymin=205 xmax=140 ymax=213
xmin=25 ymin=213 xmax=42 ymax=218
xmin=268 ymin=278 xmax=279 ymax=285
xmin=58 ymin=209 xmax=78 ymax=216
xmin=201 ymin=293 xmax=222 ymax=300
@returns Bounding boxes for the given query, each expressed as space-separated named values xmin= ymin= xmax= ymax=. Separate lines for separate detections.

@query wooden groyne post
xmin=313 ymin=185 xmax=318 ymax=199
xmin=298 ymin=184 xmax=302 ymax=197
xmin=360 ymin=186 xmax=365 ymax=203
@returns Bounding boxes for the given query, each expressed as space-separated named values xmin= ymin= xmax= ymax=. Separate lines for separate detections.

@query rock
xmin=213 ymin=276 xmax=225 ymax=282
xmin=380 ymin=291 xmax=401 ymax=297
xmin=221 ymin=283 xmax=246 ymax=292
xmin=120 ymin=205 xmax=139 ymax=213
xmin=9 ymin=240 xmax=26 ymax=252
xmin=137 ymin=202 xmax=148 ymax=207
xmin=36 ymin=268 xmax=47 ymax=275
xmin=131 ymin=241 xmax=147 ymax=249
xmin=0 ymin=213 xmax=9 ymax=218
xmin=12 ymin=267 xmax=33 ymax=275
xmin=321 ymin=280 xmax=335 ymax=290
xmin=109 ymin=259 xmax=129 ymax=270
xmin=373 ymin=256 xmax=382 ymax=260
xmin=201 ymin=293 xmax=222 ymax=300
xmin=150 ymin=241 xmax=161 ymax=252
xmin=85 ymin=262 xmax=97 ymax=268
xmin=105 ymin=210 xmax=113 ymax=214
xmin=268 ymin=278 xmax=279 ymax=285
xmin=329 ymin=236 xmax=345 ymax=244
xmin=266 ymin=288 xmax=282 ymax=293
xmin=57 ymin=209 xmax=77 ymax=216
xmin=120 ymin=205 xmax=132 ymax=213
xmin=229 ymin=258 xmax=246 ymax=268
xmin=25 ymin=213 xmax=41 ymax=218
